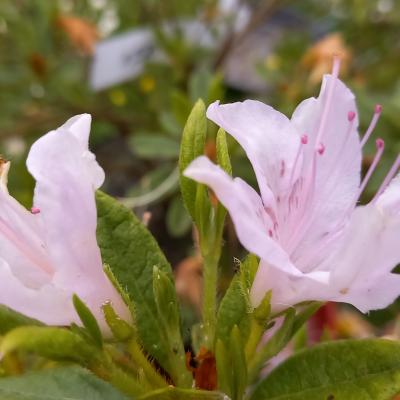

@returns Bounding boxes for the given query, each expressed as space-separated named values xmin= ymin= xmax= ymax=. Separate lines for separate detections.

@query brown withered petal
xmin=56 ymin=15 xmax=99 ymax=55
xmin=194 ymin=347 xmax=217 ymax=391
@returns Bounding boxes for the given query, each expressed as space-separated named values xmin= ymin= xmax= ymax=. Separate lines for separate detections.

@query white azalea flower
xmin=185 ymin=59 xmax=400 ymax=313
xmin=0 ymin=115 xmax=129 ymax=329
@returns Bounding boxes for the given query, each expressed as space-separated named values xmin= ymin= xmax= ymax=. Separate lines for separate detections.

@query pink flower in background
xmin=185 ymin=59 xmax=400 ymax=313
xmin=0 ymin=115 xmax=129 ymax=329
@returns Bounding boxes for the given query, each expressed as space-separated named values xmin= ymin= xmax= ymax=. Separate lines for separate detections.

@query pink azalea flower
xmin=185 ymin=59 xmax=400 ymax=313
xmin=0 ymin=115 xmax=129 ymax=329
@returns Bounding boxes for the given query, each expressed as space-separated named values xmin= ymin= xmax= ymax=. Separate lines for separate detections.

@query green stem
xmin=202 ymin=249 xmax=220 ymax=350
xmin=128 ymin=340 xmax=168 ymax=389
xmin=166 ymin=340 xmax=193 ymax=388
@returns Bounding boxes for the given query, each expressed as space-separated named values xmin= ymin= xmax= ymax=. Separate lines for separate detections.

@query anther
xmin=290 ymin=134 xmax=308 ymax=185
xmin=317 ymin=143 xmax=325 ymax=155
xmin=347 ymin=111 xmax=356 ymax=122
xmin=360 ymin=104 xmax=382 ymax=148
xmin=31 ymin=207 xmax=40 ymax=214
xmin=376 ymin=138 xmax=385 ymax=149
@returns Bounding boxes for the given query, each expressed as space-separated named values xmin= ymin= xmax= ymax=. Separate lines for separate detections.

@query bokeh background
xmin=1 ymin=0 xmax=400 ymax=340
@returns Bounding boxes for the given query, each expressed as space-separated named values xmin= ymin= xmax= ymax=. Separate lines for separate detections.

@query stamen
xmin=372 ymin=154 xmax=400 ymax=203
xmin=31 ymin=207 xmax=41 ymax=214
xmin=314 ymin=56 xmax=341 ymax=150
xmin=330 ymin=111 xmax=356 ymax=172
xmin=360 ymin=104 xmax=382 ymax=148
xmin=358 ymin=138 xmax=385 ymax=199
xmin=317 ymin=143 xmax=325 ymax=155
xmin=301 ymin=134 xmax=308 ymax=144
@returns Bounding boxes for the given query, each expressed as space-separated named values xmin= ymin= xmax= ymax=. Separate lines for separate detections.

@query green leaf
xmin=239 ymin=254 xmax=259 ymax=290
xmin=96 ymin=191 xmax=175 ymax=375
xmin=252 ymin=291 xmax=272 ymax=325
xmin=251 ymin=339 xmax=400 ymax=400
xmin=291 ymin=302 xmax=322 ymax=334
xmin=230 ymin=325 xmax=247 ymax=400
xmin=215 ymin=276 xmax=250 ymax=346
xmin=103 ymin=265 xmax=134 ymax=314
xmin=152 ymin=267 xmax=192 ymax=387
xmin=215 ymin=256 xmax=259 ymax=348
xmin=166 ymin=195 xmax=192 ymax=237
xmin=152 ymin=267 xmax=180 ymax=331
xmin=0 ymin=326 xmax=97 ymax=365
xmin=194 ymin=183 xmax=213 ymax=242
xmin=215 ymin=339 xmax=232 ymax=398
xmin=0 ymin=367 xmax=128 ymax=400
xmin=102 ymin=302 xmax=134 ymax=342
xmin=207 ymin=72 xmax=225 ymax=104
xmin=248 ymin=309 xmax=296 ymax=384
xmin=72 ymin=294 xmax=103 ymax=348
xmin=215 ymin=128 xmax=231 ymax=232
xmin=216 ymin=129 xmax=231 ymax=176
xmin=179 ymin=99 xmax=207 ymax=221
xmin=0 ymin=305 xmax=43 ymax=335
xmin=245 ymin=291 xmax=272 ymax=362
xmin=139 ymin=386 xmax=226 ymax=400
xmin=129 ymin=134 xmax=180 ymax=160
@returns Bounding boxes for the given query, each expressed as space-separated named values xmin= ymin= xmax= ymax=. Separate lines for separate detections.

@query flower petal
xmin=0 ymin=160 xmax=10 ymax=193
xmin=0 ymin=186 xmax=52 ymax=288
xmin=289 ymin=75 xmax=361 ymax=264
xmin=0 ymin=258 xmax=77 ymax=325
xmin=185 ymin=156 xmax=302 ymax=277
xmin=254 ymin=173 xmax=400 ymax=313
xmin=337 ymin=273 xmax=400 ymax=313
xmin=26 ymin=115 xmax=128 ymax=321
xmin=26 ymin=115 xmax=103 ymax=283
xmin=251 ymin=261 xmax=329 ymax=311
xmin=326 ymin=178 xmax=400 ymax=312
xmin=63 ymin=113 xmax=91 ymax=146
xmin=207 ymin=100 xmax=302 ymax=206
xmin=376 ymin=173 xmax=400 ymax=216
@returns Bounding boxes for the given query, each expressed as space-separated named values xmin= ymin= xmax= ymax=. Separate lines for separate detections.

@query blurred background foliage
xmin=0 ymin=0 xmax=400 ymax=335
